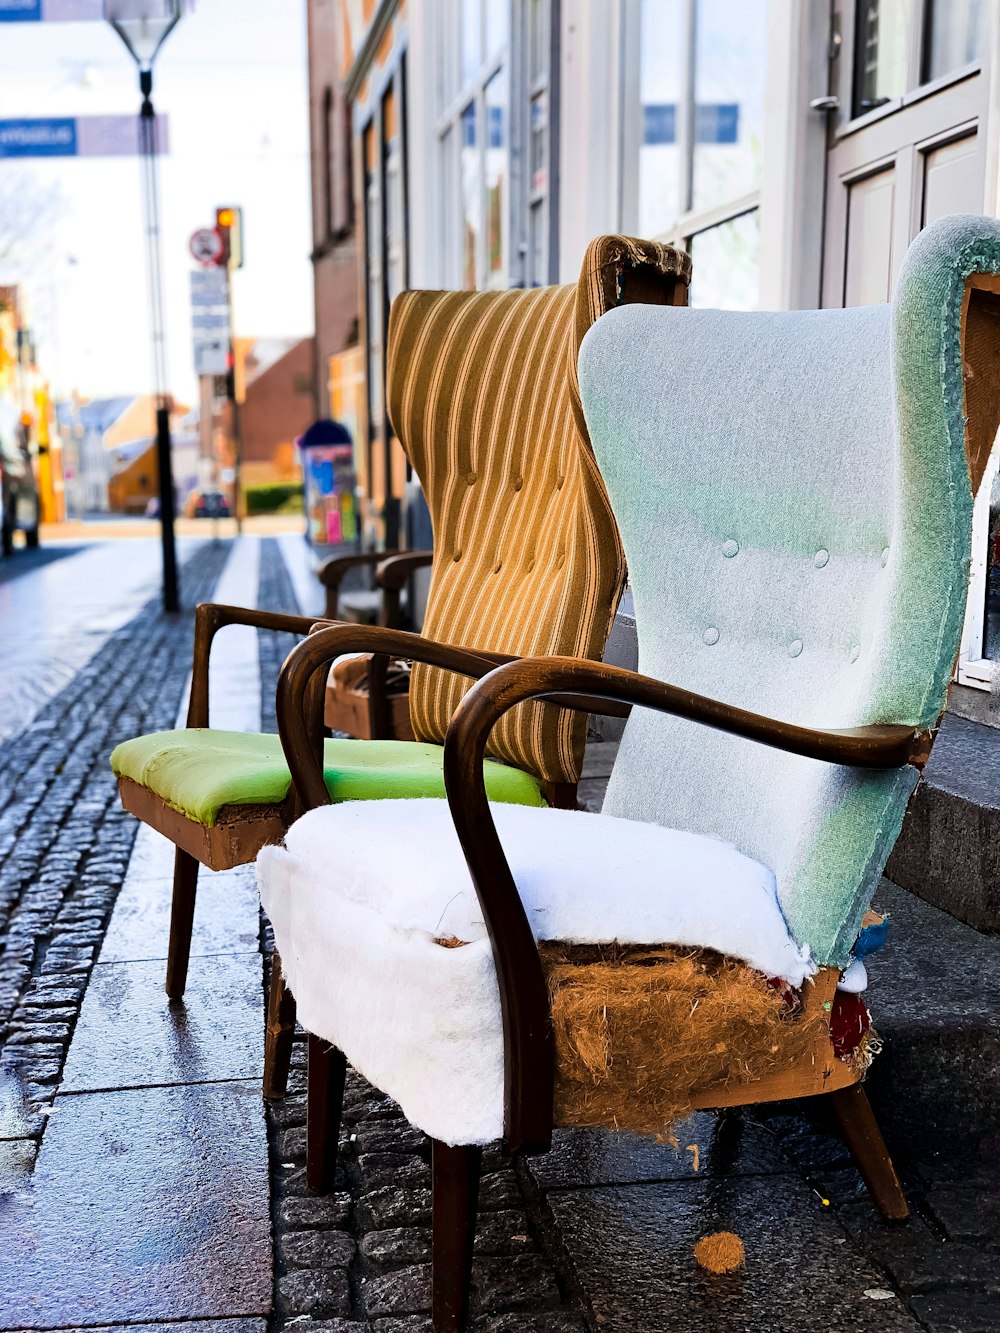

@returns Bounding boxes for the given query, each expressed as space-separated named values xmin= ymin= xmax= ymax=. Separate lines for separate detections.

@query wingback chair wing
xmin=108 ymin=235 xmax=690 ymax=1094
xmin=256 ymin=215 xmax=1000 ymax=1331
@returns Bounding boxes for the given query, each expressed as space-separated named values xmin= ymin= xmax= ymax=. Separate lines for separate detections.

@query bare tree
xmin=0 ymin=166 xmax=66 ymax=282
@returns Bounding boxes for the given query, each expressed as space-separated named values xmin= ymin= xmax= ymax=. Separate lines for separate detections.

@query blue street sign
xmin=0 ymin=115 xmax=169 ymax=158
xmin=0 ymin=0 xmax=43 ymax=19
xmin=0 ymin=118 xmax=76 ymax=157
xmin=643 ymin=103 xmax=740 ymax=146
xmin=0 ymin=0 xmax=135 ymax=18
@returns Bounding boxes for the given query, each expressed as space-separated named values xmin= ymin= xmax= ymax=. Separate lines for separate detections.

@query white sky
xmin=0 ymin=0 xmax=313 ymax=404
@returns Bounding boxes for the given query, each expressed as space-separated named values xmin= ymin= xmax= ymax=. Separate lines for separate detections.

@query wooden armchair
xmin=107 ymin=234 xmax=691 ymax=1092
xmin=255 ymin=213 xmax=1000 ymax=1330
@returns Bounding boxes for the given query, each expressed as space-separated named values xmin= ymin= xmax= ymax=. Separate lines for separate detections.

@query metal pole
xmin=139 ymin=67 xmax=179 ymax=612
xmin=224 ymin=260 xmax=243 ymax=534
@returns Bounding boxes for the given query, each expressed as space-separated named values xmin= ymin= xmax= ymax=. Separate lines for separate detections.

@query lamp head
xmin=104 ymin=0 xmax=182 ymax=71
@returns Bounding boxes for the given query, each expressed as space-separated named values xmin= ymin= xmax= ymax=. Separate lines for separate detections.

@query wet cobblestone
xmin=0 ymin=540 xmax=230 ymax=1141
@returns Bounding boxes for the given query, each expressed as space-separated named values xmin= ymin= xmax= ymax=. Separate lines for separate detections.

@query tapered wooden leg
xmin=829 ymin=1084 xmax=909 ymax=1220
xmin=165 ymin=847 xmax=199 ymax=998
xmin=432 ymin=1141 xmax=481 ymax=1333
xmin=263 ymin=951 xmax=298 ymax=1100
xmin=307 ymin=1035 xmax=347 ymax=1192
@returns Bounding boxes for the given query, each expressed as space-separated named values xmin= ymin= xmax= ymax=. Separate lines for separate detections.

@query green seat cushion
xmin=110 ymin=729 xmax=546 ymax=826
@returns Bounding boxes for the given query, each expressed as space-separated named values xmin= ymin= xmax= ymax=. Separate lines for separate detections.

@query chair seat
xmin=110 ymin=730 xmax=545 ymax=827
xmin=256 ymin=798 xmax=813 ymax=1145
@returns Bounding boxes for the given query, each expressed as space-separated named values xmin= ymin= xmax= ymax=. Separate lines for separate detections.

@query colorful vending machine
xmin=297 ymin=419 xmax=359 ymax=550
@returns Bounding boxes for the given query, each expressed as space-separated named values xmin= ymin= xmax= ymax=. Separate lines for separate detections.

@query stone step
xmin=887 ymin=711 xmax=1000 ymax=931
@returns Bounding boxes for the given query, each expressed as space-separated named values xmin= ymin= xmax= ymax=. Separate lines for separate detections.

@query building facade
xmin=310 ymin=0 xmax=999 ymax=695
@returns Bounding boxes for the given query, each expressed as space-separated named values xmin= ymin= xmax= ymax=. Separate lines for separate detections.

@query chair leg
xmin=165 ymin=847 xmax=199 ymax=998
xmin=306 ymin=1035 xmax=347 ymax=1192
xmin=829 ymin=1083 xmax=909 ymax=1220
xmin=263 ymin=951 xmax=298 ymax=1100
xmin=432 ymin=1141 xmax=481 ymax=1333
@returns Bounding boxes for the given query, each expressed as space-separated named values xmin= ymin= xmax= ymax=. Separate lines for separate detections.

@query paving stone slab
xmin=527 ymin=1113 xmax=792 ymax=1190
xmin=23 ymin=1322 xmax=267 ymax=1333
xmin=544 ymin=1175 xmax=924 ymax=1332
xmin=0 ymin=1082 xmax=271 ymax=1329
xmin=98 ymin=865 xmax=260 ymax=965
xmin=60 ymin=952 xmax=262 ymax=1093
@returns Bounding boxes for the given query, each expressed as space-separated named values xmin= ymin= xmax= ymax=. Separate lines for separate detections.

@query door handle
xmin=809 ymin=96 xmax=840 ymax=112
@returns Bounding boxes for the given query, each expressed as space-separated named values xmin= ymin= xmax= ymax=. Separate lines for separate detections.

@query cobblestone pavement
xmin=1 ymin=537 xmax=999 ymax=1332
xmin=0 ymin=539 xmax=229 ymax=1151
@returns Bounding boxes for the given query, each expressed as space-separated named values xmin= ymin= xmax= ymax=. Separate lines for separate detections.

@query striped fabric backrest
xmin=386 ymin=236 xmax=690 ymax=785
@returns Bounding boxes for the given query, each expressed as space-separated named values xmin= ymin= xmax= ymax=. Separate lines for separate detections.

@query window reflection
xmin=638 ymin=0 xmax=683 ymax=236
xmin=461 ymin=103 xmax=478 ymax=290
xmin=853 ymin=0 xmax=911 ymax=116
xmin=692 ymin=0 xmax=766 ymax=212
xmin=485 ymin=71 xmax=507 ymax=285
xmin=689 ymin=212 xmax=760 ymax=311
xmin=926 ymin=0 xmax=987 ymax=83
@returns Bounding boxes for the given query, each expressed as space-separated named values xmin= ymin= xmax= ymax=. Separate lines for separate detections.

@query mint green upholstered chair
xmin=254 ymin=215 xmax=1000 ymax=1330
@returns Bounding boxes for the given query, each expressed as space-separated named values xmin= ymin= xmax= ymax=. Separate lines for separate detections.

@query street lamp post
xmin=104 ymin=0 xmax=182 ymax=612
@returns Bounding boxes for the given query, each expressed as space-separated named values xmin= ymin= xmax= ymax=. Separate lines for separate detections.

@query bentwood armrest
xmin=188 ymin=602 xmax=336 ymax=729
xmin=437 ymin=655 xmax=928 ymax=1156
xmin=276 ymin=623 xmax=516 ymax=810
xmin=317 ymin=549 xmax=407 ymax=619
xmin=376 ymin=550 xmax=435 ymax=590
xmin=375 ymin=550 xmax=435 ymax=630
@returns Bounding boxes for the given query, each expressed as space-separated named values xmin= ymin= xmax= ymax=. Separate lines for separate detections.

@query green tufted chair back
xmin=578 ymin=214 xmax=1000 ymax=967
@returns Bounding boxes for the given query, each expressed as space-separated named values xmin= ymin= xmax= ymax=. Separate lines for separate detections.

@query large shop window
xmin=360 ymin=68 xmax=409 ymax=549
xmin=628 ymin=0 xmax=766 ymax=311
xmin=436 ymin=0 xmax=557 ymax=289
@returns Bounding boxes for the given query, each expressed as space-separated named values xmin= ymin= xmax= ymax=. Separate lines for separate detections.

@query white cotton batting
xmin=257 ymin=797 xmax=813 ymax=1145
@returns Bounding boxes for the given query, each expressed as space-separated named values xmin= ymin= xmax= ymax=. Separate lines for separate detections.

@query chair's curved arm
xmin=275 ymin=624 xmax=516 ymax=809
xmin=375 ymin=550 xmax=434 ymax=629
xmin=317 ymin=549 xmax=406 ymax=619
xmin=376 ymin=549 xmax=434 ymax=591
xmin=440 ymin=655 xmax=928 ymax=1156
xmin=188 ymin=602 xmax=335 ymax=729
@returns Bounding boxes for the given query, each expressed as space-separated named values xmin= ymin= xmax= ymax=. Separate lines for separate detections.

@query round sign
xmin=189 ymin=227 xmax=224 ymax=267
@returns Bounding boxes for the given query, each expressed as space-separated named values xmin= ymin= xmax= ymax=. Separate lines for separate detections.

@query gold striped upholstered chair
xmin=109 ymin=235 xmax=690 ymax=1107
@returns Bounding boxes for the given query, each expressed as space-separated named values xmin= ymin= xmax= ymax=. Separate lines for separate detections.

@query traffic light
xmin=215 ymin=206 xmax=244 ymax=269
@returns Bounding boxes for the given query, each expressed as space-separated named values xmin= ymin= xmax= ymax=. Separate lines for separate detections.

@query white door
xmin=822 ymin=0 xmax=1000 ymax=689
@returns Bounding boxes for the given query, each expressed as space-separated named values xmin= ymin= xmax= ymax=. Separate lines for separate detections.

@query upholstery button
xmin=453 ymin=550 xmax=462 ymax=562
xmin=703 ymin=627 xmax=720 ymax=645
xmin=814 ymin=549 xmax=829 ymax=568
xmin=849 ymin=644 xmax=861 ymax=663
xmin=880 ymin=547 xmax=890 ymax=568
xmin=527 ymin=558 xmax=534 ymax=571
xmin=722 ymin=539 xmax=739 ymax=558
xmin=556 ymin=476 xmax=564 ymax=489
xmin=556 ymin=553 xmax=565 ymax=569
xmin=788 ymin=639 xmax=803 ymax=658
xmin=467 ymin=471 xmax=477 ymax=486
xmin=513 ymin=477 xmax=523 ymax=492
xmin=493 ymin=562 xmax=502 ymax=574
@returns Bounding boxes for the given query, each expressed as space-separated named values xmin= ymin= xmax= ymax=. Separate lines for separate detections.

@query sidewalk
xmin=0 ymin=535 xmax=998 ymax=1332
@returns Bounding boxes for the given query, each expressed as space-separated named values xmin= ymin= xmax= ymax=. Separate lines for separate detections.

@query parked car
xmin=184 ymin=489 xmax=231 ymax=519
xmin=0 ymin=401 xmax=40 ymax=556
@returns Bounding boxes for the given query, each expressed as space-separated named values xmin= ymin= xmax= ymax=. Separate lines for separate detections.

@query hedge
xmin=245 ymin=482 xmax=304 ymax=515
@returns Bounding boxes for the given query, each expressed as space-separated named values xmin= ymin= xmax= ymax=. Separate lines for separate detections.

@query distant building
xmin=238 ymin=336 xmax=317 ymax=489
xmin=57 ymin=395 xmax=196 ymax=516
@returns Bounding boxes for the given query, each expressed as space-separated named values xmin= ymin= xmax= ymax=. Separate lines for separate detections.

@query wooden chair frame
xmin=274 ymin=625 xmax=927 ymax=1329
